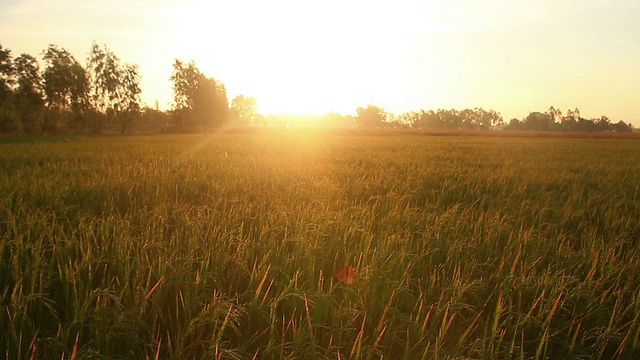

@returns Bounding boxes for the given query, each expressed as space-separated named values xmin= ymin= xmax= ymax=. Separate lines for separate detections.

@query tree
xmin=547 ymin=106 xmax=561 ymax=124
xmin=170 ymin=59 xmax=228 ymax=131
xmin=475 ymin=108 xmax=503 ymax=129
xmin=611 ymin=120 xmax=633 ymax=133
xmin=398 ymin=111 xmax=420 ymax=128
xmin=138 ymin=105 xmax=168 ymax=133
xmin=42 ymin=44 xmax=90 ymax=133
xmin=595 ymin=116 xmax=610 ymax=132
xmin=523 ymin=111 xmax=554 ymax=131
xmin=117 ymin=63 xmax=142 ymax=134
xmin=418 ymin=110 xmax=440 ymax=129
xmin=506 ymin=118 xmax=523 ymax=130
xmin=230 ymin=95 xmax=258 ymax=127
xmin=87 ymin=43 xmax=142 ymax=133
xmin=0 ymin=44 xmax=18 ymax=132
xmin=439 ymin=109 xmax=462 ymax=129
xmin=356 ymin=105 xmax=386 ymax=128
xmin=0 ymin=44 xmax=14 ymax=98
xmin=14 ymin=54 xmax=45 ymax=133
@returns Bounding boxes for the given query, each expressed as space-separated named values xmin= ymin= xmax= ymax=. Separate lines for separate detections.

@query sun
xmin=169 ymin=0 xmax=420 ymax=117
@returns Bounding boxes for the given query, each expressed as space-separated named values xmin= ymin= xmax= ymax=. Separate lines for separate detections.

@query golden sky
xmin=2 ymin=0 xmax=639 ymax=125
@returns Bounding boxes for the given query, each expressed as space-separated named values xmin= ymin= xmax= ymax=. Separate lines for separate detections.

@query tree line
xmin=0 ymin=43 xmax=141 ymax=134
xmin=0 ymin=42 xmax=634 ymax=134
xmin=503 ymin=107 xmax=633 ymax=133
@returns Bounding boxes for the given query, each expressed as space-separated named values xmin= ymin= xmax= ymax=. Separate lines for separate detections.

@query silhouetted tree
xmin=0 ymin=45 xmax=14 ymax=98
xmin=420 ymin=110 xmax=441 ymax=129
xmin=504 ymin=106 xmax=630 ymax=133
xmin=611 ymin=120 xmax=633 ymax=133
xmin=137 ymin=105 xmax=168 ymax=133
xmin=475 ymin=108 xmax=503 ymax=129
xmin=87 ymin=43 xmax=142 ymax=133
xmin=523 ymin=111 xmax=554 ymax=131
xmin=14 ymin=54 xmax=45 ymax=133
xmin=506 ymin=118 xmax=523 ymax=130
xmin=548 ymin=106 xmax=562 ymax=124
xmin=170 ymin=59 xmax=228 ymax=131
xmin=42 ymin=44 xmax=90 ymax=133
xmin=595 ymin=116 xmax=610 ymax=132
xmin=398 ymin=111 xmax=420 ymax=128
xmin=0 ymin=44 xmax=18 ymax=132
xmin=230 ymin=95 xmax=257 ymax=127
xmin=384 ymin=113 xmax=409 ymax=128
xmin=440 ymin=109 xmax=462 ymax=129
xmin=356 ymin=105 xmax=386 ymax=128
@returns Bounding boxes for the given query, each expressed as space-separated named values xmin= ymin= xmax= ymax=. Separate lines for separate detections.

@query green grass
xmin=1 ymin=131 xmax=639 ymax=359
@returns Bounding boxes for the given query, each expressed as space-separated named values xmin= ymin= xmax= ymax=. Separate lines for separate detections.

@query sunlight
xmin=170 ymin=0 xmax=415 ymax=115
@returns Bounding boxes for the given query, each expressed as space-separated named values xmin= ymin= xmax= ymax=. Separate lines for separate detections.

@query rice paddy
xmin=1 ymin=131 xmax=639 ymax=359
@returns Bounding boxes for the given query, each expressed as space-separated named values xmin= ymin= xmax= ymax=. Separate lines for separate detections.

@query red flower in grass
xmin=332 ymin=265 xmax=358 ymax=285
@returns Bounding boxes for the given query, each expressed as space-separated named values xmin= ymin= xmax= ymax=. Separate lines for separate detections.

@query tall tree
xmin=473 ymin=108 xmax=503 ymax=129
xmin=117 ymin=63 xmax=142 ymax=134
xmin=418 ymin=110 xmax=440 ymax=129
xmin=87 ymin=43 xmax=142 ymax=133
xmin=0 ymin=44 xmax=18 ymax=131
xmin=523 ymin=111 xmax=554 ymax=131
xmin=595 ymin=116 xmax=610 ymax=132
xmin=170 ymin=59 xmax=200 ymax=111
xmin=14 ymin=54 xmax=45 ymax=133
xmin=230 ymin=94 xmax=258 ymax=127
xmin=356 ymin=105 xmax=386 ymax=128
xmin=0 ymin=44 xmax=14 ymax=98
xmin=42 ymin=44 xmax=90 ymax=133
xmin=170 ymin=59 xmax=228 ymax=131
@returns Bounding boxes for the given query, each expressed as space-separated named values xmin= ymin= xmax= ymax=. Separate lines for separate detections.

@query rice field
xmin=1 ymin=131 xmax=639 ymax=359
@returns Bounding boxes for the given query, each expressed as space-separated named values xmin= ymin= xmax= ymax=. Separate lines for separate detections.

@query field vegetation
xmin=1 ymin=132 xmax=639 ymax=359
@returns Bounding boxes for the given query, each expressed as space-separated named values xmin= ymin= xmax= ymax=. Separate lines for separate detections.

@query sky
xmin=1 ymin=0 xmax=639 ymax=125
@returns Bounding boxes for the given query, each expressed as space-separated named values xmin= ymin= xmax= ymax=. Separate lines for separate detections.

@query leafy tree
xmin=547 ymin=106 xmax=562 ymax=125
xmin=473 ymin=108 xmax=503 ymax=129
xmin=441 ymin=109 xmax=463 ymax=129
xmin=523 ymin=111 xmax=554 ymax=131
xmin=117 ymin=64 xmax=142 ymax=134
xmin=0 ymin=44 xmax=18 ymax=132
xmin=612 ymin=120 xmax=633 ymax=133
xmin=0 ymin=44 xmax=14 ymax=98
xmin=460 ymin=108 xmax=477 ymax=129
xmin=356 ymin=105 xmax=386 ymax=128
xmin=575 ymin=117 xmax=596 ymax=132
xmin=14 ymin=54 xmax=41 ymax=94
xmin=170 ymin=59 xmax=228 ymax=131
xmin=87 ymin=43 xmax=142 ymax=133
xmin=42 ymin=44 xmax=90 ymax=133
xmin=419 ymin=110 xmax=440 ymax=129
xmin=230 ymin=95 xmax=258 ymax=127
xmin=137 ymin=105 xmax=168 ymax=133
xmin=506 ymin=118 xmax=523 ymax=130
xmin=505 ymin=106 xmax=628 ymax=133
xmin=383 ymin=113 xmax=410 ymax=129
xmin=398 ymin=111 xmax=420 ymax=128
xmin=14 ymin=54 xmax=45 ymax=133
xmin=595 ymin=116 xmax=610 ymax=132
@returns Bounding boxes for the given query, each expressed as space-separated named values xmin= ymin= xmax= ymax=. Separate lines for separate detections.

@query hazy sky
xmin=2 ymin=0 xmax=639 ymax=125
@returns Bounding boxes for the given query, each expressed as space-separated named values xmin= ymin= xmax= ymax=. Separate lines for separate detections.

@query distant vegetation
xmin=0 ymin=42 xmax=635 ymax=134
xmin=1 ymin=134 xmax=640 ymax=358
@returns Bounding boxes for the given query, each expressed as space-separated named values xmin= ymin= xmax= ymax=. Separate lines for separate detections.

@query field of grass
xmin=1 ymin=131 xmax=639 ymax=359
